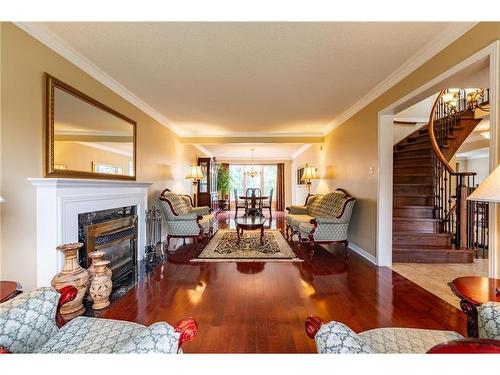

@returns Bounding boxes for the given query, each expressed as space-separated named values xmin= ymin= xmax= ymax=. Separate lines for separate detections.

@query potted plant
xmin=217 ymin=164 xmax=230 ymax=211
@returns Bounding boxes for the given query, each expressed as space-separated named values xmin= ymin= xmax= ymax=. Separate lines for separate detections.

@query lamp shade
xmin=301 ymin=165 xmax=319 ymax=181
xmin=186 ymin=166 xmax=204 ymax=181
xmin=0 ymin=196 xmax=4 ymax=203
xmin=468 ymin=164 xmax=500 ymax=202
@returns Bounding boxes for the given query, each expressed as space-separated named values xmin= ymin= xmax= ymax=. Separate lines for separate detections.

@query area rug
xmin=191 ymin=229 xmax=302 ymax=262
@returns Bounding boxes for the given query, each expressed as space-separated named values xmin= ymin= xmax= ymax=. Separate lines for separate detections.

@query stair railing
xmin=428 ymin=90 xmax=480 ymax=249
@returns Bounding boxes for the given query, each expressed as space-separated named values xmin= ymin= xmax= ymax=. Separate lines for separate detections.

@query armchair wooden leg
xmin=235 ymin=206 xmax=238 ymax=218
xmin=165 ymin=235 xmax=171 ymax=252
xmin=308 ymin=233 xmax=315 ymax=258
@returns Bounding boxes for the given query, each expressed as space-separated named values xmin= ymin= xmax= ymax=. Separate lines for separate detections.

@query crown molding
xmin=216 ymin=156 xmax=292 ymax=161
xmin=15 ymin=22 xmax=185 ymax=136
xmin=192 ymin=144 xmax=214 ymax=157
xmin=291 ymin=144 xmax=313 ymax=160
xmin=323 ymin=22 xmax=478 ymax=135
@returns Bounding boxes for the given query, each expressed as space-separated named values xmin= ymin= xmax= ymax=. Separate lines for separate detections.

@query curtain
xmin=276 ymin=163 xmax=285 ymax=211
xmin=222 ymin=163 xmax=230 ymax=209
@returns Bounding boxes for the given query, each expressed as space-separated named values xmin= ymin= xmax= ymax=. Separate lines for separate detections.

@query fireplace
xmin=78 ymin=206 xmax=138 ymax=283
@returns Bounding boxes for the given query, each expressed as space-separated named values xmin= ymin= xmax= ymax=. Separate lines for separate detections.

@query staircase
xmin=392 ymin=90 xmax=487 ymax=263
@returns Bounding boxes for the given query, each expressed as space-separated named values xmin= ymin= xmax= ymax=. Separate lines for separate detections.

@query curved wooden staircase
xmin=393 ymin=94 xmax=486 ymax=263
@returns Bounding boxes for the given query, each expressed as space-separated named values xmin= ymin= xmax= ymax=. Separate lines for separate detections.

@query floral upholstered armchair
xmin=305 ymin=302 xmax=500 ymax=354
xmin=285 ymin=188 xmax=355 ymax=257
xmin=0 ymin=287 xmax=198 ymax=354
xmin=159 ymin=188 xmax=218 ymax=251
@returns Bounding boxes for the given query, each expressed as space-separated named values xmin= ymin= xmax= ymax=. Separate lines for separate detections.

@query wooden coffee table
xmin=235 ymin=216 xmax=266 ymax=245
xmin=448 ymin=276 xmax=500 ymax=337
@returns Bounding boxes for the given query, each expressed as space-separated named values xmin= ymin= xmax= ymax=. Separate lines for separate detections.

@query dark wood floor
xmin=99 ymin=211 xmax=467 ymax=353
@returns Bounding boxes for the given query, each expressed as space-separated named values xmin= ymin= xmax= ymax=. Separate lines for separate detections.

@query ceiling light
xmin=441 ymin=88 xmax=489 ymax=113
xmin=245 ymin=149 xmax=260 ymax=178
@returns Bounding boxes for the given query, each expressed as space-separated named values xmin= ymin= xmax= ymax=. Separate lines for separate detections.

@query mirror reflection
xmin=47 ymin=75 xmax=136 ymax=180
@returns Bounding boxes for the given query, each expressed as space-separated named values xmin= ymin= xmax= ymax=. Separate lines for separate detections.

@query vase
xmin=51 ymin=243 xmax=89 ymax=320
xmin=89 ymin=260 xmax=112 ymax=310
xmin=86 ymin=251 xmax=111 ymax=301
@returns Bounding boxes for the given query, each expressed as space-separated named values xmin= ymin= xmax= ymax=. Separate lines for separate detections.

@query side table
xmin=448 ymin=276 xmax=500 ymax=337
xmin=0 ymin=281 xmax=23 ymax=303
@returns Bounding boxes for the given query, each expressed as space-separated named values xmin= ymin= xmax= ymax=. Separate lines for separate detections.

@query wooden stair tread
xmin=393 ymin=246 xmax=457 ymax=251
xmin=393 ymin=164 xmax=431 ymax=168
xmin=393 ymin=217 xmax=438 ymax=222
xmin=393 ymin=205 xmax=435 ymax=210
xmin=395 ymin=146 xmax=431 ymax=153
xmin=394 ymin=173 xmax=431 ymax=177
xmin=393 ymin=232 xmax=449 ymax=237
xmin=393 ymin=183 xmax=431 ymax=186
xmin=393 ymin=193 xmax=432 ymax=197
xmin=394 ymin=156 xmax=431 ymax=161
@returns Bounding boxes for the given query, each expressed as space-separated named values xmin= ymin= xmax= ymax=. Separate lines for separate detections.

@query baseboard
xmin=348 ymin=242 xmax=377 ymax=265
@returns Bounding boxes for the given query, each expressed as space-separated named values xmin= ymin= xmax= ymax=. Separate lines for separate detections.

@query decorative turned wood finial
xmin=305 ymin=316 xmax=323 ymax=339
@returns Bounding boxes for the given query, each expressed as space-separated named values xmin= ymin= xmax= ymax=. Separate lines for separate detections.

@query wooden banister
xmin=428 ymin=90 xmax=455 ymax=174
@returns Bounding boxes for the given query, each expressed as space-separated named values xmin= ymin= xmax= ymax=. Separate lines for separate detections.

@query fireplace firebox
xmin=78 ymin=206 xmax=138 ymax=283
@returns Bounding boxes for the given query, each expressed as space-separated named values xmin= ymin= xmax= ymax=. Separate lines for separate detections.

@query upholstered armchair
xmin=0 ymin=286 xmax=198 ymax=354
xmin=305 ymin=302 xmax=500 ymax=354
xmin=159 ymin=188 xmax=217 ymax=251
xmin=285 ymin=188 xmax=356 ymax=257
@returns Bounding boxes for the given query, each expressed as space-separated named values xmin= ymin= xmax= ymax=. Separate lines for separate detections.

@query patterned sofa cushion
xmin=478 ymin=302 xmax=500 ymax=339
xmin=161 ymin=191 xmax=190 ymax=217
xmin=308 ymin=192 xmax=347 ymax=218
xmin=358 ymin=327 xmax=463 ymax=354
xmin=118 ymin=322 xmax=180 ymax=354
xmin=0 ymin=287 xmax=59 ymax=353
xmin=315 ymin=321 xmax=374 ymax=354
xmin=37 ymin=316 xmax=146 ymax=354
xmin=289 ymin=215 xmax=314 ymax=229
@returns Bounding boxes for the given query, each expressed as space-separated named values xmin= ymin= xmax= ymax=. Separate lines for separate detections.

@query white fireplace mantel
xmin=28 ymin=178 xmax=153 ymax=287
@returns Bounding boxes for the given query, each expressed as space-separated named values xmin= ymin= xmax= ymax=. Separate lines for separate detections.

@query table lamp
xmin=468 ymin=164 xmax=500 ymax=295
xmin=301 ymin=164 xmax=319 ymax=195
xmin=0 ymin=196 xmax=4 ymax=203
xmin=186 ymin=166 xmax=204 ymax=207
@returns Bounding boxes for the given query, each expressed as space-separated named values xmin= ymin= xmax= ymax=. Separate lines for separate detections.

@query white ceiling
xmin=38 ymin=22 xmax=464 ymax=138
xmin=199 ymin=143 xmax=310 ymax=160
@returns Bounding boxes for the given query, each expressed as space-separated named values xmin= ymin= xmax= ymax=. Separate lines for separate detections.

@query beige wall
xmin=457 ymin=156 xmax=490 ymax=185
xmin=293 ymin=22 xmax=500 ymax=262
xmin=0 ymin=23 xmax=204 ymax=289
xmin=218 ymin=159 xmax=292 ymax=208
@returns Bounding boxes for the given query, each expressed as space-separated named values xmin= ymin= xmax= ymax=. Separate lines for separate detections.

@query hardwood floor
xmin=98 ymin=211 xmax=467 ymax=353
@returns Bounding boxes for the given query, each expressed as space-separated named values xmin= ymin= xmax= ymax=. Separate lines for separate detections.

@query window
xmin=229 ymin=164 xmax=277 ymax=203
xmin=263 ymin=165 xmax=277 ymax=198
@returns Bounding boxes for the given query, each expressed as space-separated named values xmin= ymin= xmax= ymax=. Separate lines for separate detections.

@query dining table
xmin=239 ymin=195 xmax=269 ymax=216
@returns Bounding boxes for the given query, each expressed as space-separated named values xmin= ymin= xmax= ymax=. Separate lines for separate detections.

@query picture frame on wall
xmin=297 ymin=165 xmax=306 ymax=185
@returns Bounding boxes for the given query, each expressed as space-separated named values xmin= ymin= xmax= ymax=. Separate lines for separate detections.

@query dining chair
xmin=262 ymin=188 xmax=273 ymax=218
xmin=253 ymin=188 xmax=263 ymax=216
xmin=234 ymin=188 xmax=246 ymax=218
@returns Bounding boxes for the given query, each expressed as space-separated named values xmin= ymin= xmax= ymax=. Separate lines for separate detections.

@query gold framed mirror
xmin=46 ymin=74 xmax=137 ymax=180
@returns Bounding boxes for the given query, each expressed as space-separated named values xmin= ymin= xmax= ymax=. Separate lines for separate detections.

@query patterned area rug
xmin=192 ymin=229 xmax=301 ymax=262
